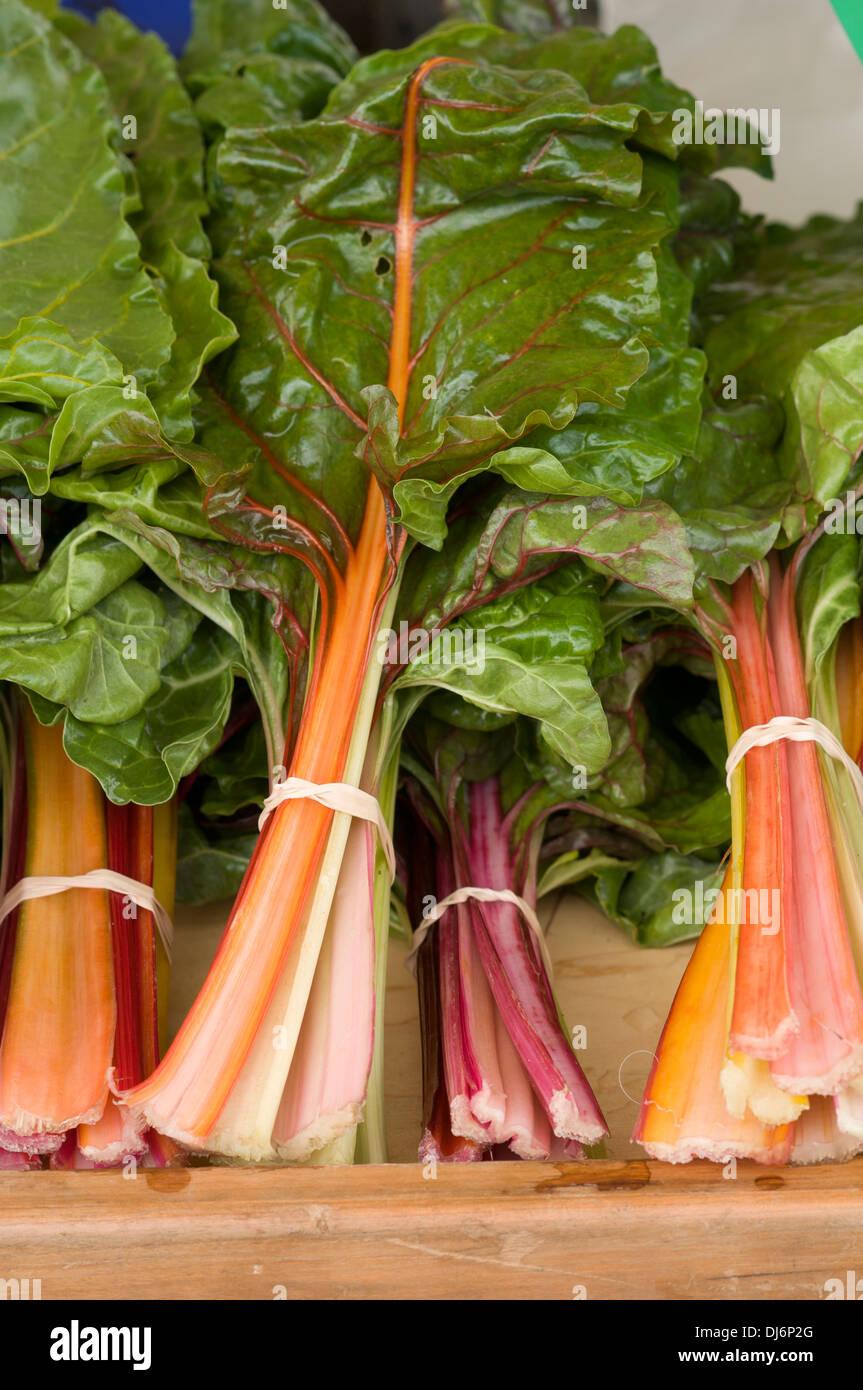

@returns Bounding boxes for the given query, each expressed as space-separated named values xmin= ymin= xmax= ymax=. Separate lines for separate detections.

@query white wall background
xmin=601 ymin=0 xmax=863 ymax=224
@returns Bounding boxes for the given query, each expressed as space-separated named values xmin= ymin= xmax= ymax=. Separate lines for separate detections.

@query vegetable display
xmin=0 ymin=0 xmax=861 ymax=1176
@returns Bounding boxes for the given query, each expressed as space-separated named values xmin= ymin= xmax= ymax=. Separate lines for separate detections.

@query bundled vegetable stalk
xmin=404 ymin=725 xmax=607 ymax=1162
xmin=0 ymin=698 xmax=176 ymax=1168
xmin=0 ymin=1 xmax=272 ymax=1167
xmin=395 ymin=462 xmax=707 ymax=1159
xmin=636 ymin=551 xmax=863 ymax=1162
xmin=630 ymin=209 xmax=863 ymax=1162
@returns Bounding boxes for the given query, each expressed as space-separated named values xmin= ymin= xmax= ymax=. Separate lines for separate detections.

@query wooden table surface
xmin=1 ymin=1159 xmax=860 ymax=1300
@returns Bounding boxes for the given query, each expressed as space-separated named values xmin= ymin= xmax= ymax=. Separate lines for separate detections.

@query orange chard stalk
xmin=634 ymin=866 xmax=792 ymax=1165
xmin=124 ymin=448 xmax=391 ymax=1146
xmin=125 ymin=58 xmax=464 ymax=1152
xmin=0 ymin=706 xmax=114 ymax=1137
xmin=0 ymin=698 xmax=178 ymax=1167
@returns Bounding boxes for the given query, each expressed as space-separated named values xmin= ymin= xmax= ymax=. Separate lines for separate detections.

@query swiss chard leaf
xmin=782 ymin=322 xmax=863 ymax=520
xmin=0 ymin=4 xmax=172 ymax=387
xmin=702 ymin=211 xmax=863 ymax=403
xmin=175 ymin=802 xmax=258 ymax=905
xmin=397 ymin=485 xmax=694 ymax=644
xmin=643 ymin=395 xmax=787 ymax=590
xmin=395 ymin=639 xmax=610 ymax=771
xmin=582 ymin=851 xmax=724 ymax=947
xmin=442 ymin=0 xmax=578 ymax=37
xmin=194 ymin=27 xmax=673 ymax=564
xmin=796 ymin=529 xmax=861 ymax=690
xmin=184 ymin=0 xmax=356 ymax=127
xmin=55 ymin=7 xmax=238 ymax=442
xmin=0 ymin=0 xmax=235 ymax=515
xmin=697 ymin=213 xmax=863 ymax=536
xmin=1 ymin=579 xmax=167 ymax=722
xmin=57 ymin=621 xmax=238 ymax=805
xmin=444 ymin=10 xmax=771 ymax=175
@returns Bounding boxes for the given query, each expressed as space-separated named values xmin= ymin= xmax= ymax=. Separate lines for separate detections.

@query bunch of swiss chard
xmin=395 ymin=557 xmax=710 ymax=1161
xmin=0 ymin=0 xmax=283 ymax=1167
xmin=623 ymin=207 xmax=863 ymax=1166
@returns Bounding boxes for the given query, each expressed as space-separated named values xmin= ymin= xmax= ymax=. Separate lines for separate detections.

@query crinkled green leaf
xmin=536 ymin=846 xmax=636 ymax=899
xmin=48 ymin=388 xmax=164 ymax=477
xmin=184 ymin=0 xmax=356 ymax=127
xmin=56 ymin=8 xmax=238 ymax=441
xmin=782 ymin=322 xmax=863 ymax=516
xmin=0 ymin=384 xmax=168 ymax=496
xmin=57 ymin=7 xmax=210 ymax=262
xmin=398 ymin=483 xmax=694 ymax=668
xmin=572 ymin=777 xmax=730 ymax=857
xmin=481 ymin=22 xmax=715 ymax=167
xmin=0 ymin=578 xmax=166 ymax=722
xmin=50 ymin=459 xmax=211 ymax=538
xmin=697 ymin=215 xmax=863 ymax=538
xmin=460 ymin=565 xmax=604 ymax=664
xmin=443 ymin=13 xmax=771 ymax=174
xmin=488 ymin=237 xmax=705 ymax=506
xmin=521 ymin=632 xmax=729 ymax=859
xmin=198 ymin=720 xmax=269 ymax=817
xmin=59 ymin=622 xmax=237 ymax=804
xmin=473 ymin=489 xmax=694 ymax=605
xmin=0 ymin=522 xmax=142 ymax=632
xmin=183 ymin=0 xmax=355 ymax=88
xmin=702 ymin=210 xmax=863 ymax=404
xmin=83 ymin=512 xmax=294 ymax=769
xmin=585 ymin=852 xmax=724 ymax=947
xmin=797 ymin=530 xmax=861 ymax=688
xmin=443 ymin=0 xmax=578 ymax=37
xmin=644 ymin=396 xmax=786 ymax=589
xmin=0 ymin=3 xmax=172 ymax=382
xmin=147 ymin=246 xmax=237 ymax=442
xmin=0 ymin=318 xmax=123 ymax=410
xmin=175 ymin=801 xmax=257 ymax=905
xmin=675 ymin=170 xmax=757 ymax=298
xmin=394 ymin=637 xmax=610 ymax=772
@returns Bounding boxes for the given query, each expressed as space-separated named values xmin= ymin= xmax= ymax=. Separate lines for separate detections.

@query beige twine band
xmin=405 ymin=886 xmax=553 ymax=980
xmin=725 ymin=715 xmax=863 ymax=808
xmin=258 ymin=776 xmax=396 ymax=881
xmin=0 ymin=870 xmax=174 ymax=959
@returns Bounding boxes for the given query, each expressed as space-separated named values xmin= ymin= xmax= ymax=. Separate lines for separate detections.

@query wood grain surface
xmin=0 ymin=1159 xmax=860 ymax=1300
